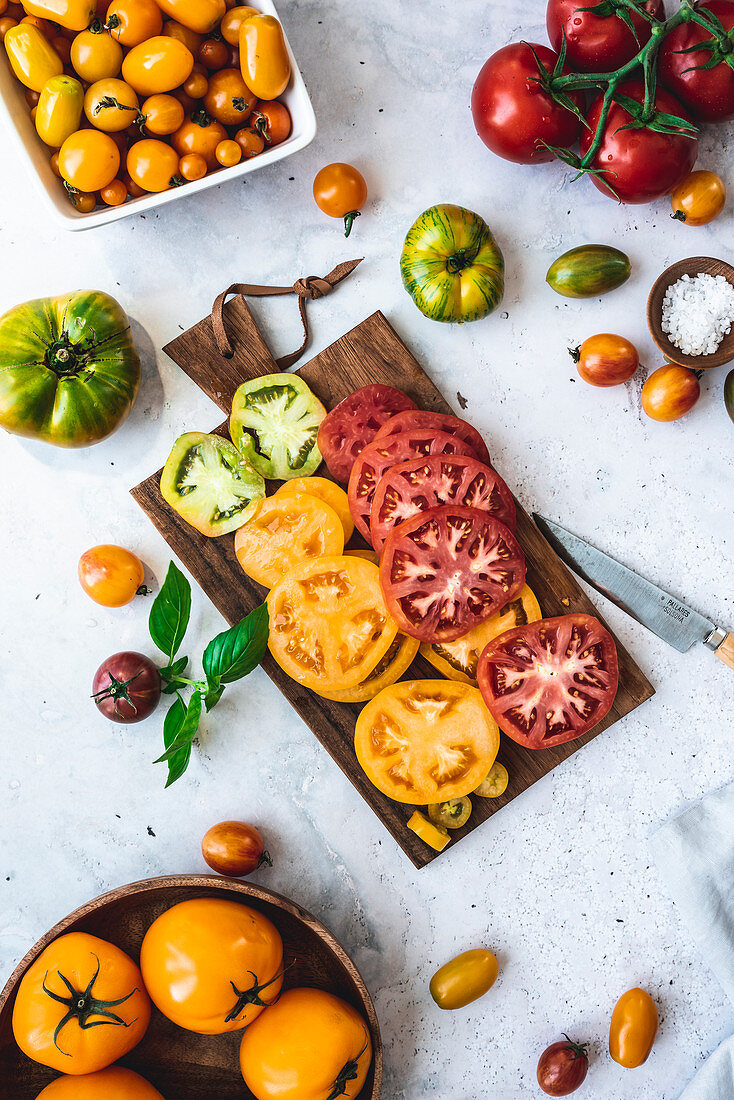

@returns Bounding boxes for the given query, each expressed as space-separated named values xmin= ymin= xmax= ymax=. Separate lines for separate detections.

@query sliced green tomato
xmin=160 ymin=432 xmax=265 ymax=537
xmin=230 ymin=373 xmax=326 ymax=480
xmin=474 ymin=762 xmax=509 ymax=798
xmin=428 ymin=797 xmax=472 ymax=830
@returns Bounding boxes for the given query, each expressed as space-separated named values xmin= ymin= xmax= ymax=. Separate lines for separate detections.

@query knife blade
xmin=533 ymin=514 xmax=732 ymax=666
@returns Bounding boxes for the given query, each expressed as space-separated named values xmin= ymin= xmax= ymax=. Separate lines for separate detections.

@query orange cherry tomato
xmin=609 ymin=988 xmax=659 ymax=1068
xmin=220 ymin=4 xmax=256 ymax=45
xmin=215 ymin=137 xmax=240 ymax=167
xmin=249 ymin=99 xmax=290 ymax=145
xmin=0 ymin=0 xmax=8 ymax=13
xmin=204 ymin=66 xmax=255 ymax=125
xmin=197 ymin=36 xmax=228 ymax=70
xmin=49 ymin=149 xmax=61 ymax=174
xmin=6 ymin=0 xmax=21 ymax=15
xmin=122 ymin=36 xmax=194 ymax=95
xmin=671 ymin=170 xmax=726 ymax=227
xmin=99 ymin=177 xmax=127 ymax=205
xmin=202 ymin=821 xmax=271 ymax=876
xmin=127 ymin=138 xmax=180 ymax=192
xmin=24 ymin=87 xmax=40 ymax=107
xmin=140 ymin=92 xmax=184 ymax=135
xmin=30 ymin=105 xmax=38 ymax=121
xmin=161 ymin=18 xmax=202 ymax=55
xmin=84 ymin=77 xmax=139 ymax=131
xmin=121 ymin=172 xmax=145 ymax=197
xmin=178 ymin=151 xmax=207 ymax=179
xmin=313 ymin=162 xmax=367 ymax=237
xmin=234 ymin=126 xmax=263 ymax=158
xmin=70 ymin=26 xmax=122 ymax=82
xmin=172 ymin=110 xmax=226 ymax=166
xmin=183 ymin=64 xmax=208 ymax=98
xmin=0 ymin=16 xmax=18 ymax=40
xmin=20 ymin=13 xmax=54 ymax=38
xmin=171 ymin=85 xmax=197 ymax=113
xmin=68 ymin=189 xmax=97 ymax=211
xmin=79 ymin=545 xmax=145 ymax=606
xmin=59 ymin=127 xmax=119 ymax=190
xmin=105 ymin=0 xmax=162 ymax=46
xmin=572 ymin=333 xmax=639 ymax=387
xmin=641 ymin=364 xmax=701 ymax=422
xmin=156 ymin=0 xmax=225 ymax=35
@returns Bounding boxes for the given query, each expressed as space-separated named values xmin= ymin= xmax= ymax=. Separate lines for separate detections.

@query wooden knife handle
xmin=715 ymin=632 xmax=734 ymax=670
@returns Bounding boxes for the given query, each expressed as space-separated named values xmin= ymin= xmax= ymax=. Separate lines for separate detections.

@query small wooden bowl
xmin=647 ymin=256 xmax=734 ymax=369
xmin=0 ymin=876 xmax=382 ymax=1099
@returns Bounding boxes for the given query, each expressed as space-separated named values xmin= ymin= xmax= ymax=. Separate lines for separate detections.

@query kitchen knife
xmin=533 ymin=514 xmax=733 ymax=670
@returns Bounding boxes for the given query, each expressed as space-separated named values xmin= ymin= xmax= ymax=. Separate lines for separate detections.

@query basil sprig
xmin=149 ymin=562 xmax=268 ymax=786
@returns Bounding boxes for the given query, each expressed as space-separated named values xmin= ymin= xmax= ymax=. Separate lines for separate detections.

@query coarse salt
xmin=661 ymin=272 xmax=734 ymax=356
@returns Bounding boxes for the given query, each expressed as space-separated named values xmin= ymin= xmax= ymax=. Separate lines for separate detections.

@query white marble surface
xmin=1 ymin=1 xmax=733 ymax=1096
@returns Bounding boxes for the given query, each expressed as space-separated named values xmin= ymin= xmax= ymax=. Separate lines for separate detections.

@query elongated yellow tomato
xmin=58 ymin=128 xmax=120 ymax=191
xmin=235 ymin=493 xmax=344 ymax=589
xmin=70 ymin=27 xmax=123 ymax=82
xmin=275 ymin=476 xmax=354 ymax=541
xmin=157 ymin=0 xmax=225 ymax=33
xmin=4 ymin=23 xmax=62 ymax=91
xmin=239 ymin=14 xmax=290 ymax=100
xmin=36 ymin=1067 xmax=164 ymax=1099
xmin=407 ymin=810 xmax=450 ymax=852
xmin=122 ymin=35 xmax=194 ymax=96
xmin=35 ymin=74 xmax=83 ymax=147
xmin=430 ymin=949 xmax=498 ymax=1010
xmin=22 ymin=0 xmax=95 ymax=31
xmin=609 ymin=988 xmax=659 ymax=1068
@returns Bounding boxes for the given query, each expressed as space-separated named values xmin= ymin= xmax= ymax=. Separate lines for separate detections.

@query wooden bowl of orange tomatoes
xmin=0 ymin=875 xmax=382 ymax=1099
xmin=0 ymin=0 xmax=316 ymax=229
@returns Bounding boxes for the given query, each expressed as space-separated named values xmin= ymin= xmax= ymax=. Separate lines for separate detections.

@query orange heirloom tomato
xmin=671 ymin=169 xmax=726 ymax=227
xmin=234 ymin=126 xmax=264 ymax=158
xmin=250 ymin=99 xmax=291 ymax=145
xmin=161 ymin=18 xmax=202 ymax=54
xmin=204 ymin=66 xmax=256 ymax=125
xmin=140 ymin=899 xmax=284 ymax=1034
xmin=59 ymin=128 xmax=119 ymax=190
xmin=172 ymin=111 xmax=227 ymax=167
xmin=572 ymin=333 xmax=639 ymax=387
xmin=313 ymin=162 xmax=367 ymax=237
xmin=105 ymin=0 xmax=162 ymax=47
xmin=235 ymin=494 xmax=344 ymax=588
xmin=220 ymin=4 xmax=257 ymax=45
xmin=275 ymin=476 xmax=354 ymax=541
xmin=216 ymin=137 xmax=241 ymax=166
xmin=84 ymin=78 xmax=139 ymax=131
xmin=12 ymin=932 xmax=150 ymax=1074
xmin=22 ymin=0 xmax=95 ymax=32
xmin=35 ymin=1066 xmax=164 ymax=1099
xmin=609 ymin=987 xmax=659 ymax=1068
xmin=4 ymin=23 xmax=62 ymax=91
xmin=140 ymin=92 xmax=184 ymax=135
xmin=122 ymin=36 xmax=194 ymax=96
xmin=127 ymin=138 xmax=180 ymax=192
xmin=239 ymin=13 xmax=290 ymax=99
xmin=240 ymin=988 xmax=373 ymax=1100
xmin=70 ymin=26 xmax=122 ymax=82
xmin=156 ymin=0 xmax=226 ymax=34
xmin=430 ymin=949 xmax=499 ymax=1010
xmin=178 ymin=151 xmax=207 ymax=179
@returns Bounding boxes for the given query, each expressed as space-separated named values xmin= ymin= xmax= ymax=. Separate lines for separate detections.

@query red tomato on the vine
xmin=547 ymin=0 xmax=665 ymax=72
xmin=660 ymin=0 xmax=734 ymax=121
xmin=471 ymin=42 xmax=583 ymax=164
xmin=581 ymin=80 xmax=698 ymax=203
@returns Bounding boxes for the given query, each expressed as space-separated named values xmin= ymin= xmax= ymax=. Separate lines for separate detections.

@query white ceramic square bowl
xmin=0 ymin=0 xmax=316 ymax=230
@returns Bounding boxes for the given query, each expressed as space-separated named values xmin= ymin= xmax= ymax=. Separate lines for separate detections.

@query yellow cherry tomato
xmin=105 ymin=0 xmax=162 ymax=46
xmin=313 ymin=162 xmax=367 ymax=237
xmin=4 ymin=22 xmax=62 ymax=91
xmin=122 ymin=35 xmax=193 ymax=96
xmin=178 ymin=151 xmax=207 ymax=180
xmin=215 ymin=137 xmax=241 ymax=167
xmin=609 ymin=988 xmax=659 ymax=1068
xmin=35 ymin=1067 xmax=164 ymax=1099
xmin=220 ymin=4 xmax=257 ymax=45
xmin=430 ymin=949 xmax=499 ymax=1010
xmin=161 ymin=18 xmax=202 ymax=55
xmin=22 ymin=0 xmax=95 ymax=32
xmin=239 ymin=13 xmax=290 ymax=100
xmin=59 ymin=127 xmax=120 ymax=191
xmin=84 ymin=77 xmax=139 ymax=131
xmin=35 ymin=73 xmax=83 ymax=146
xmin=140 ymin=92 xmax=184 ymax=135
xmin=474 ymin=761 xmax=509 ymax=797
xmin=70 ymin=26 xmax=122 ymax=82
xmin=671 ymin=169 xmax=726 ymax=227
xmin=156 ymin=0 xmax=225 ymax=34
xmin=172 ymin=111 xmax=226 ymax=167
xmin=99 ymin=178 xmax=127 ymax=205
xmin=407 ymin=810 xmax=450 ymax=852
xmin=127 ymin=138 xmax=180 ymax=192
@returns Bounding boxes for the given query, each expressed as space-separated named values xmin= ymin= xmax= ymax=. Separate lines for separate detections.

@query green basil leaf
xmin=154 ymin=690 xmax=202 ymax=766
xmin=204 ymin=681 xmax=225 ymax=712
xmin=160 ymin=695 xmax=191 ymax=787
xmin=202 ymin=603 xmax=269 ymax=686
xmin=161 ymin=655 xmax=189 ymax=680
xmin=149 ymin=561 xmax=191 ymax=663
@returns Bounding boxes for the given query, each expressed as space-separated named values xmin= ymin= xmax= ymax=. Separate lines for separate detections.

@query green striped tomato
xmin=400 ymin=204 xmax=505 ymax=323
xmin=0 ymin=291 xmax=140 ymax=447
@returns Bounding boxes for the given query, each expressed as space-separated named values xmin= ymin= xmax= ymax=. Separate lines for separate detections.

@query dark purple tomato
xmin=92 ymin=651 xmax=162 ymax=724
xmin=537 ymin=1037 xmax=589 ymax=1096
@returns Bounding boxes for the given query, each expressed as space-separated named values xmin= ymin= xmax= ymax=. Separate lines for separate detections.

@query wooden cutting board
xmin=131 ymin=301 xmax=654 ymax=868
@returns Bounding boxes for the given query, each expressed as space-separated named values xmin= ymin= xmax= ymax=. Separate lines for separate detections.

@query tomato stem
xmin=41 ymin=955 xmax=138 ymax=1055
xmin=225 ymin=965 xmax=288 ymax=1023
xmin=562 ymin=1034 xmax=590 ymax=1061
xmin=326 ymin=1034 xmax=370 ymax=1100
xmin=343 ymin=210 xmax=361 ymax=237
xmin=91 ymin=670 xmax=142 ymax=716
xmin=446 ymin=248 xmax=473 ymax=274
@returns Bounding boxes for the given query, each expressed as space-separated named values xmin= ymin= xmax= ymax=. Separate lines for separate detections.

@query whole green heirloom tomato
xmin=400 ymin=204 xmax=504 ymax=323
xmin=0 ymin=290 xmax=141 ymax=447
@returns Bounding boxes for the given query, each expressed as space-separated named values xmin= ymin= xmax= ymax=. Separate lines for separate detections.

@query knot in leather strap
xmin=292 ymin=275 xmax=333 ymax=301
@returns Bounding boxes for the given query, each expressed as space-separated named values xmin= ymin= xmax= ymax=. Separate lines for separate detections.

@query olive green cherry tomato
xmin=35 ymin=74 xmax=83 ymax=147
xmin=546 ymin=245 xmax=631 ymax=299
xmin=428 ymin=797 xmax=472 ymax=830
xmin=0 ymin=291 xmax=140 ymax=447
xmin=401 ymin=204 xmax=504 ymax=323
xmin=230 ymin=373 xmax=326 ymax=481
xmin=474 ymin=762 xmax=509 ymax=798
xmin=430 ymin=949 xmax=499 ymax=1010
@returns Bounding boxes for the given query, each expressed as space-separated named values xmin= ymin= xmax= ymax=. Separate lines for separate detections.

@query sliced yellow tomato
xmin=314 ymin=634 xmax=419 ymax=703
xmin=474 ymin=761 xmax=509 ymax=798
xmin=420 ymin=584 xmax=542 ymax=685
xmin=267 ymin=555 xmax=398 ymax=693
xmin=355 ymin=680 xmax=500 ymax=805
xmin=234 ymin=493 xmax=343 ymax=588
xmin=407 ymin=810 xmax=449 ymax=852
xmin=275 ymin=476 xmax=354 ymax=542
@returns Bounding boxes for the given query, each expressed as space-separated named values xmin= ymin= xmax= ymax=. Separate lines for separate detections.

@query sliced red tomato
xmin=373 ymin=410 xmax=490 ymax=466
xmin=370 ymin=454 xmax=516 ymax=552
xmin=380 ymin=505 xmax=526 ymax=643
xmin=317 ymin=384 xmax=417 ymax=484
xmin=477 ymin=614 xmax=619 ymax=749
xmin=348 ymin=431 xmax=476 ymax=544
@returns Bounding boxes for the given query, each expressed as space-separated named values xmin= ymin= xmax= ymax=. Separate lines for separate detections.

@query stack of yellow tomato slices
xmin=1 ymin=0 xmax=294 ymax=214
